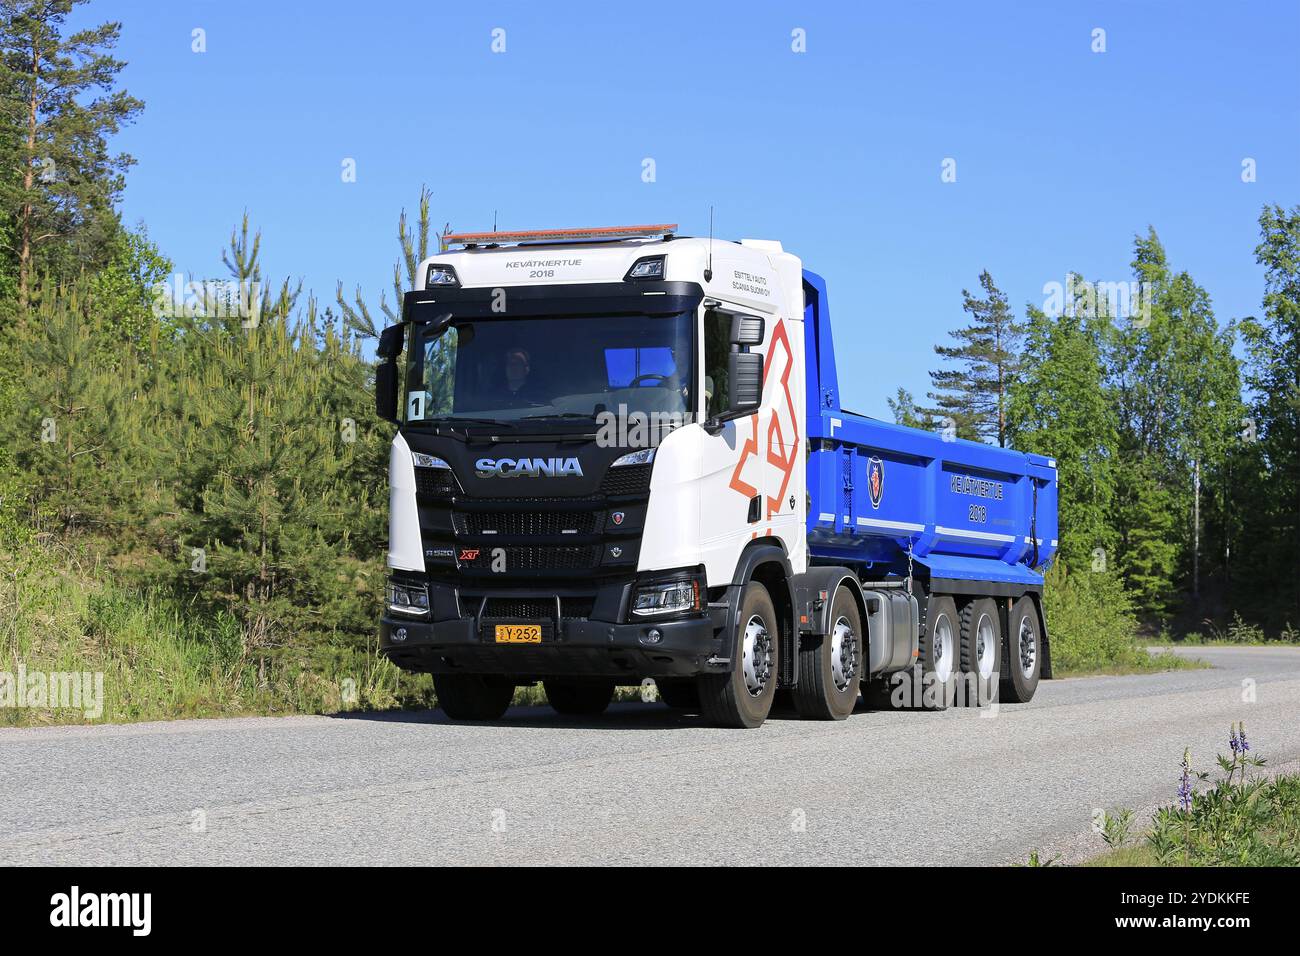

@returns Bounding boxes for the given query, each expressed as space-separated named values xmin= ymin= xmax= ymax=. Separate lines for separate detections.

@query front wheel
xmin=697 ymin=581 xmax=779 ymax=728
xmin=433 ymin=674 xmax=515 ymax=721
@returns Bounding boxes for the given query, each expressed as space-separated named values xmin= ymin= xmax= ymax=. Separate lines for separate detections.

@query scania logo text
xmin=474 ymin=457 xmax=584 ymax=478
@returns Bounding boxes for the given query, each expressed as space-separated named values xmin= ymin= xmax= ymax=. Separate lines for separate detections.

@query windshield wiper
xmin=517 ymin=412 xmax=598 ymax=421
xmin=411 ymin=417 xmax=516 ymax=428
xmin=406 ymin=417 xmax=518 ymax=440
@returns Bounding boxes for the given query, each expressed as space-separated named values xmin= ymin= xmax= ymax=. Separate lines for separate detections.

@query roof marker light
xmin=425 ymin=264 xmax=460 ymax=288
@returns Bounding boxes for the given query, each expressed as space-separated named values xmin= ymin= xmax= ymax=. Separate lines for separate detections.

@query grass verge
xmin=1 ymin=539 xmax=436 ymax=726
xmin=1054 ymin=650 xmax=1208 ymax=679
xmin=1049 ymin=727 xmax=1300 ymax=867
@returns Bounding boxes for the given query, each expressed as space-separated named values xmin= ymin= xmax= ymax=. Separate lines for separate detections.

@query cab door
xmin=697 ymin=305 xmax=770 ymax=584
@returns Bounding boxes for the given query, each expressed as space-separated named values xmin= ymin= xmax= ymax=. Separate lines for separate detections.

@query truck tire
xmin=654 ymin=678 xmax=698 ymax=711
xmin=958 ymin=597 xmax=1001 ymax=707
xmin=793 ymin=586 xmax=862 ymax=720
xmin=1001 ymin=596 xmax=1042 ymax=703
xmin=433 ymin=674 xmax=515 ymax=721
xmin=917 ymin=595 xmax=958 ymax=710
xmin=697 ymin=581 xmax=779 ymax=728
xmin=543 ymin=679 xmax=616 ymax=716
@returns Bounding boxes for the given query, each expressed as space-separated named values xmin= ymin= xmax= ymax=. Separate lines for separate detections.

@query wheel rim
xmin=830 ymin=615 xmax=859 ymax=692
xmin=1018 ymin=617 xmax=1036 ymax=679
xmin=741 ymin=614 xmax=773 ymax=697
xmin=975 ymin=612 xmax=996 ymax=679
xmin=932 ymin=614 xmax=954 ymax=682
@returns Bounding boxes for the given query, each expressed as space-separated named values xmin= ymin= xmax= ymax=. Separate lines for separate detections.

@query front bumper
xmin=380 ymin=609 xmax=726 ymax=679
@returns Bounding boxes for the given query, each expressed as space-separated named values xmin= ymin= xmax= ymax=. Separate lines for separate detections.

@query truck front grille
xmin=470 ymin=596 xmax=596 ymax=620
xmin=454 ymin=510 xmax=601 ymax=537
xmin=460 ymin=545 xmax=599 ymax=571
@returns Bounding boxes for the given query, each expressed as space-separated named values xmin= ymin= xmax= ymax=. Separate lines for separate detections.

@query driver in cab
xmin=496 ymin=346 xmax=543 ymax=407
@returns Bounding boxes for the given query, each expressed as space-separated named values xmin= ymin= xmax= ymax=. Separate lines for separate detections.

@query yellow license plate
xmin=494 ymin=624 xmax=542 ymax=644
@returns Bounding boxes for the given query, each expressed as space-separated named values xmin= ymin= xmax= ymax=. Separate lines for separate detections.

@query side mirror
xmin=728 ymin=351 xmax=763 ymax=413
xmin=376 ymin=324 xmax=407 ymax=423
xmin=729 ymin=313 xmax=765 ymax=347
xmin=377 ymin=324 xmax=405 ymax=359
xmin=375 ymin=359 xmax=399 ymax=423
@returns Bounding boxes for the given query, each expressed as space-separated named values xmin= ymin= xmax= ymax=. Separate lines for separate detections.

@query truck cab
xmin=375 ymin=225 xmax=1055 ymax=727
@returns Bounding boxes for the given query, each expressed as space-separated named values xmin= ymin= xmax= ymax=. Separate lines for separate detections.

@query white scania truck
xmin=375 ymin=224 xmax=1058 ymax=728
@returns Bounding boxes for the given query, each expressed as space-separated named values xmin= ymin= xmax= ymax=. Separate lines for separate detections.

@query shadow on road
xmin=326 ymin=697 xmax=918 ymax=730
xmin=328 ymin=701 xmax=706 ymax=731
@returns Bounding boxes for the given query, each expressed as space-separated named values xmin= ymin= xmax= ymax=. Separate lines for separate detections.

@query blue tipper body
xmin=801 ymin=270 xmax=1059 ymax=586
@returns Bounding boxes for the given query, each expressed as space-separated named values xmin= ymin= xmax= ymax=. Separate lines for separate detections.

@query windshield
xmin=403 ymin=312 xmax=694 ymax=425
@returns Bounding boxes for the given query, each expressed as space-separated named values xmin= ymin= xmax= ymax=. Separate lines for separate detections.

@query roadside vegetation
xmin=1082 ymin=726 xmax=1300 ymax=867
xmin=1040 ymin=562 xmax=1202 ymax=676
xmin=0 ymin=531 xmax=437 ymax=726
xmin=1152 ymin=615 xmax=1300 ymax=647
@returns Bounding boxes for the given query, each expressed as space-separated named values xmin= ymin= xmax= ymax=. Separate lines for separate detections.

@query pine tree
xmin=160 ymin=218 xmax=388 ymax=653
xmin=335 ymin=185 xmax=434 ymax=339
xmin=0 ymin=0 xmax=143 ymax=309
xmin=925 ymin=270 xmax=1021 ymax=446
xmin=8 ymin=274 xmax=147 ymax=531
xmin=1113 ymin=458 xmax=1180 ymax=617
xmin=887 ymin=387 xmax=931 ymax=430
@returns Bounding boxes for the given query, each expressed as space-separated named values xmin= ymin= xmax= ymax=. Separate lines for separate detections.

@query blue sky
xmin=85 ymin=0 xmax=1299 ymax=418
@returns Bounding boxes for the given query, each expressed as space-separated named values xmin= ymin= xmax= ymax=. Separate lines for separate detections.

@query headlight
xmin=411 ymin=452 xmax=450 ymax=469
xmin=611 ymin=448 xmax=655 ymax=468
xmin=631 ymin=575 xmax=702 ymax=617
xmin=387 ymin=581 xmax=430 ymax=617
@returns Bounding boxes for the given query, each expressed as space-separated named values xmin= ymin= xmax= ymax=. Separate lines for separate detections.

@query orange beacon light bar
xmin=440 ymin=223 xmax=678 ymax=251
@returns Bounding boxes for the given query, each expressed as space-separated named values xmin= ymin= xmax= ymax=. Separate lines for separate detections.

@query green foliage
xmin=1205 ymin=613 xmax=1268 ymax=645
xmin=925 ymin=270 xmax=1021 ymax=445
xmin=1236 ymin=205 xmax=1300 ymax=627
xmin=89 ymin=225 xmax=173 ymax=352
xmin=1106 ymin=229 xmax=1242 ymax=614
xmin=0 ymin=536 xmax=434 ymax=726
xmin=1007 ymin=303 xmax=1117 ymax=571
xmin=335 ymin=184 xmax=435 ymax=338
xmin=992 ymin=228 xmax=1253 ymax=631
xmin=1100 ymin=808 xmax=1134 ymax=848
xmin=1146 ymin=732 xmax=1297 ymax=867
xmin=1112 ymin=458 xmax=1180 ymax=616
xmin=0 ymin=0 xmax=144 ymax=305
xmin=887 ymin=386 xmax=932 ymax=430
xmin=1 ymin=212 xmax=395 ymax=680
xmin=1041 ymin=561 xmax=1152 ymax=673
xmin=3 ymin=276 xmax=150 ymax=532
xmin=155 ymin=218 xmax=388 ymax=654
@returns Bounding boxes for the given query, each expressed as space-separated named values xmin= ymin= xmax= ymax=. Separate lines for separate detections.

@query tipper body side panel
xmin=801 ymin=270 xmax=1058 ymax=585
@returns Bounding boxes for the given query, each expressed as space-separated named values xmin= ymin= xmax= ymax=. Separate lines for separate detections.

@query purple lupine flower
xmin=1177 ymin=748 xmax=1193 ymax=812
xmin=1230 ymin=723 xmax=1241 ymax=755
xmin=1239 ymin=723 xmax=1250 ymax=752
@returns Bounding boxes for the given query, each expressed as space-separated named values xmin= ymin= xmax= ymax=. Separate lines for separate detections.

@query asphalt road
xmin=3 ymin=646 xmax=1299 ymax=866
